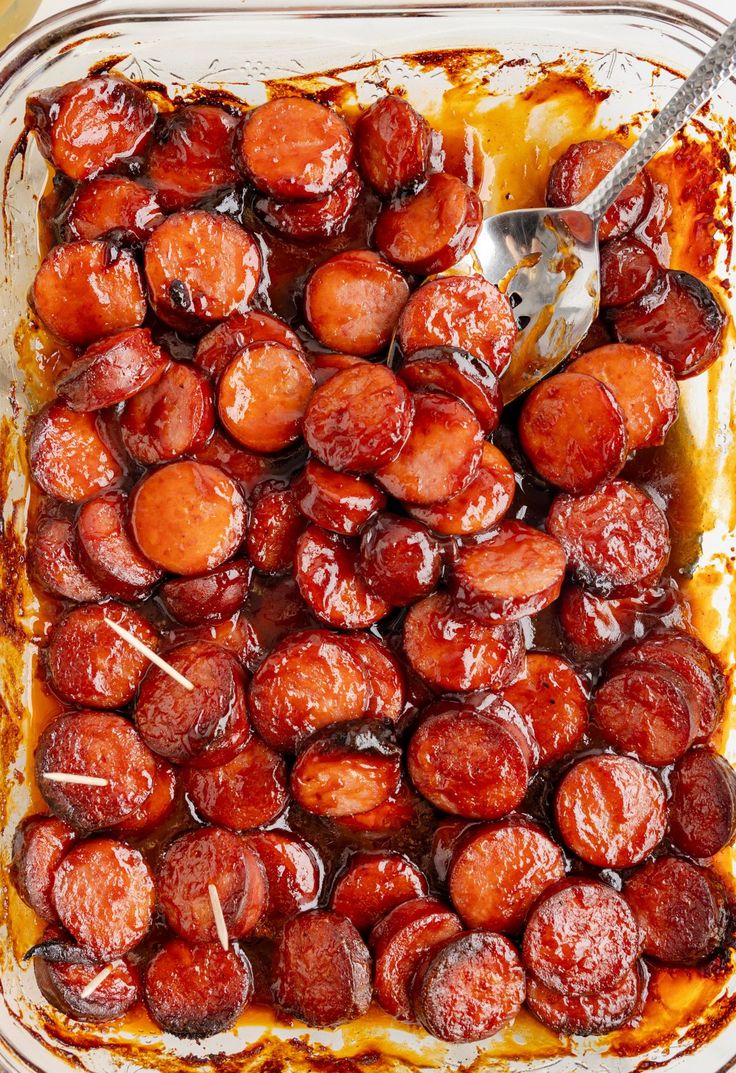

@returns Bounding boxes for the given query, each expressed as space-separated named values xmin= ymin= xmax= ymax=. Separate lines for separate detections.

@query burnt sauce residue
xmin=2 ymin=43 xmax=736 ymax=1073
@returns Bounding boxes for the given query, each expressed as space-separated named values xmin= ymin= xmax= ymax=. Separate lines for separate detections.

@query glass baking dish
xmin=1 ymin=1 xmax=735 ymax=1071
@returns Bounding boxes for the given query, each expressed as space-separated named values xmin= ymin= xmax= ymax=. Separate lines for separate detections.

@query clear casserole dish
xmin=0 ymin=1 xmax=735 ymax=1071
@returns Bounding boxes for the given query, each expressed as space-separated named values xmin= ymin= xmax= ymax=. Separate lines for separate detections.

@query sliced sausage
xmin=293 ymin=460 xmax=387 ymax=536
xmin=247 ymin=629 xmax=369 ymax=751
xmin=27 ymin=74 xmax=155 ymax=180
xmin=373 ymin=172 xmax=482 ymax=274
xmin=356 ymin=95 xmax=431 ymax=197
xmin=303 ymin=363 xmax=413 ymax=473
xmin=338 ymin=780 xmax=422 ymax=834
xmin=412 ymin=931 xmax=525 ymax=1043
xmin=370 ymin=897 xmax=462 ymax=1021
xmin=634 ymin=176 xmax=671 ymax=259
xmin=623 ymin=857 xmax=727 ymax=965
xmin=144 ymin=939 xmax=252 ymax=1038
xmin=431 ymin=820 xmax=469 ymax=886
xmin=311 ymin=351 xmax=367 ymax=385
xmin=218 ymin=342 xmax=314 ymax=453
xmin=593 ymin=663 xmax=696 ymax=766
xmin=144 ymin=210 xmax=261 ymax=332
xmin=76 ymin=490 xmax=163 ymax=600
xmin=451 ymin=521 xmax=566 ymax=623
xmin=194 ymin=310 xmax=305 ymax=382
xmin=159 ymin=559 xmax=252 ymax=625
xmin=339 ymin=632 xmax=405 ymax=722
xmin=546 ymin=139 xmax=651 ymax=241
xmin=518 ymin=371 xmax=627 ymax=493
xmin=555 ymin=754 xmax=665 ymax=869
xmin=522 ymin=878 xmax=639 ymax=996
xmin=398 ymin=346 xmax=502 ymax=434
xmin=47 ymin=602 xmax=158 ymax=709
xmin=115 ymin=756 xmax=178 ymax=836
xmin=62 ymin=174 xmax=163 ymax=242
xmin=30 ymin=402 xmax=123 ymax=503
xmin=304 ymin=250 xmax=409 ymax=356
xmin=29 ymin=508 xmax=105 ymax=602
xmin=52 ymin=839 xmax=154 ymax=959
xmin=158 ymin=826 xmax=266 ymax=943
xmin=407 ymin=442 xmax=516 ymax=536
xmin=397 ymin=275 xmax=518 ymax=378
xmin=135 ymin=640 xmax=251 ymax=767
xmin=291 ymin=718 xmax=402 ymax=817
xmin=130 ymin=460 xmax=247 ymax=575
xmin=501 ymin=653 xmax=588 ymax=767
xmin=172 ymin=610 xmax=262 ymax=671
xmin=56 ymin=328 xmax=167 ymax=413
xmin=119 ymin=361 xmax=215 ymax=464
xmin=547 ymin=481 xmax=670 ymax=596
xmin=245 ymin=831 xmax=322 ymax=922
xmin=608 ymin=269 xmax=726 ymax=378
xmin=11 ymin=816 xmax=76 ymax=921
xmin=358 ymin=513 xmax=442 ymax=606
xmin=184 ymin=736 xmax=287 ymax=830
xmin=331 ymin=851 xmax=429 ymax=934
xmin=403 ymin=592 xmax=524 ymax=692
xmin=448 ymin=818 xmax=565 ymax=934
xmin=669 ymin=748 xmax=736 ymax=859
xmin=295 ymin=525 xmax=391 ymax=629
xmin=526 ymin=963 xmax=644 ymax=1036
xmin=376 ymin=391 xmax=483 ymax=505
xmin=599 ymin=236 xmax=661 ymax=307
xmin=32 ymin=240 xmax=146 ymax=346
xmin=146 ymin=103 xmax=241 ymax=210
xmin=273 ymin=910 xmax=372 ymax=1027
xmin=246 ymin=483 xmax=306 ymax=573
xmin=33 ymin=933 xmax=140 ymax=1023
xmin=256 ymin=167 xmax=362 ymax=241
xmin=407 ymin=702 xmax=532 ymax=818
xmin=238 ymin=98 xmax=353 ymax=199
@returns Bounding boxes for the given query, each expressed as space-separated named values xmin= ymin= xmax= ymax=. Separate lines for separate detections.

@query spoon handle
xmin=580 ymin=17 xmax=736 ymax=224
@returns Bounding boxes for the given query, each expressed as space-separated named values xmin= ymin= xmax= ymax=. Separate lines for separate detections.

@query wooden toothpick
xmin=208 ymin=883 xmax=229 ymax=951
xmin=80 ymin=965 xmax=114 ymax=1000
xmin=104 ymin=617 xmax=195 ymax=692
xmin=42 ymin=772 xmax=108 ymax=787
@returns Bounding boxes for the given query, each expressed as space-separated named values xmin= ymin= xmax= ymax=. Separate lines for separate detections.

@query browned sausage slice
xmin=339 ymin=632 xmax=405 ymax=722
xmin=558 ymin=581 xmax=685 ymax=663
xmin=526 ymin=963 xmax=643 ymax=1036
xmin=407 ymin=442 xmax=515 ymax=536
xmin=245 ymin=831 xmax=322 ymax=923
xmin=331 ymin=851 xmax=429 ymax=934
xmin=76 ymin=490 xmax=163 ymax=600
xmin=295 ymin=525 xmax=391 ymax=629
xmin=63 ymin=175 xmax=163 ymax=242
xmin=159 ymin=559 xmax=252 ymax=625
xmin=29 ymin=508 xmax=105 ymax=602
xmin=338 ymin=780 xmax=422 ymax=834
xmin=399 ymin=346 xmax=502 ymax=433
xmin=358 ymin=513 xmax=442 ymax=606
xmin=184 ymin=736 xmax=287 ymax=830
xmin=119 ymin=361 xmax=215 ymax=464
xmin=501 ymin=653 xmax=588 ymax=767
xmin=114 ymin=756 xmax=177 ymax=836
xmin=30 ymin=402 xmax=123 ymax=503
xmin=356 ymin=95 xmax=431 ymax=197
xmin=668 ymin=748 xmax=736 ymax=859
xmin=294 ymin=460 xmax=387 ymax=536
xmin=311 ymin=351 xmax=367 ymax=384
xmin=599 ymin=236 xmax=661 ymax=306
xmin=246 ymin=483 xmax=306 ymax=573
xmin=32 ymin=930 xmax=141 ymax=1023
xmin=146 ymin=104 xmax=241 ymax=210
xmin=194 ymin=310 xmax=305 ymax=382
xmin=172 ymin=609 xmax=262 ymax=671
xmin=11 ymin=816 xmax=76 ymax=921
xmin=273 ymin=910 xmax=372 ymax=1027
xmin=593 ymin=663 xmax=696 ymax=766
xmin=256 ymin=167 xmax=362 ymax=241
xmin=57 ymin=328 xmax=168 ymax=411
xmin=304 ymin=250 xmax=409 ymax=356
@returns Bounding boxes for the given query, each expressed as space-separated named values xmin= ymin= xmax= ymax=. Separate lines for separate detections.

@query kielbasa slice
xmin=408 ymin=442 xmax=516 ymax=536
xmin=36 ymin=711 xmax=157 ymax=833
xmin=522 ymin=878 xmax=639 ymax=996
xmin=304 ymin=250 xmax=409 ymax=356
xmin=398 ymin=275 xmax=518 ymax=378
xmin=47 ymin=602 xmax=158 ymax=709
xmin=448 ymin=818 xmax=565 ymax=934
xmin=358 ymin=513 xmax=442 ymax=606
xmin=501 ymin=653 xmax=588 ymax=767
xmin=273 ymin=910 xmax=372 ymax=1028
xmin=135 ymin=640 xmax=251 ymax=767
xmin=119 ymin=361 xmax=215 ymax=464
xmin=145 ymin=939 xmax=253 ymax=1038
xmin=669 ymin=748 xmax=736 ymax=859
xmin=558 ymin=581 xmax=685 ymax=663
xmin=403 ymin=592 xmax=524 ymax=692
xmin=172 ymin=610 xmax=262 ymax=672
xmin=144 ymin=210 xmax=261 ymax=332
xmin=238 ymin=98 xmax=353 ymax=200
xmin=303 ymin=363 xmax=413 ymax=473
xmin=256 ymin=167 xmax=362 ymax=241
xmin=246 ymin=483 xmax=306 ymax=574
xmin=146 ymin=103 xmax=241 ymax=210
xmin=194 ymin=310 xmax=305 ymax=382
xmin=293 ymin=460 xmax=387 ymax=536
xmin=29 ymin=509 xmax=105 ymax=602
xmin=624 ymin=857 xmax=727 ymax=965
xmin=62 ymin=174 xmax=163 ymax=242
xmin=554 ymin=753 xmax=666 ymax=869
xmin=295 ymin=525 xmax=391 ymax=629
xmin=311 ymin=351 xmax=367 ymax=385
xmin=32 ymin=240 xmax=146 ymax=346
xmin=159 ymin=559 xmax=252 ymax=625
xmin=519 ymin=371 xmax=628 ymax=494
xmin=76 ymin=490 xmax=163 ymax=600
xmin=609 ymin=269 xmax=726 ymax=378
xmin=339 ymin=632 xmax=405 ymax=722
xmin=114 ymin=756 xmax=178 ymax=836
xmin=412 ymin=931 xmax=525 ymax=1043
xmin=356 ymin=95 xmax=431 ymax=197
xmin=331 ymin=851 xmax=429 ymax=934
xmin=57 ymin=328 xmax=168 ymax=413
xmin=431 ymin=820 xmax=469 ymax=886
xmin=52 ymin=839 xmax=155 ymax=958
xmin=374 ymin=172 xmax=482 ymax=274
xmin=546 ymin=139 xmax=651 ymax=241
xmin=33 ymin=939 xmax=141 ymax=1023
xmin=407 ymin=703 xmax=531 ymax=818
xmin=569 ymin=344 xmax=679 ymax=451
xmin=526 ymin=963 xmax=643 ymax=1037
xmin=547 ymin=480 xmax=670 ymax=596
xmin=245 ymin=831 xmax=322 ymax=923
xmin=184 ymin=735 xmax=287 ymax=830
xmin=399 ymin=346 xmax=502 ymax=434
xmin=27 ymin=74 xmax=155 ymax=180
xmin=30 ymin=402 xmax=123 ymax=503
xmin=11 ymin=816 xmax=76 ymax=921
xmin=599 ymin=236 xmax=661 ymax=307
xmin=247 ymin=629 xmax=369 ymax=752
xmin=450 ymin=520 xmax=566 ymax=624
xmin=218 ymin=342 xmax=314 ymax=453
xmin=130 ymin=460 xmax=247 ymax=575
xmin=338 ymin=780 xmax=422 ymax=834
xmin=192 ymin=430 xmax=272 ymax=497
xmin=376 ymin=390 xmax=483 ymax=505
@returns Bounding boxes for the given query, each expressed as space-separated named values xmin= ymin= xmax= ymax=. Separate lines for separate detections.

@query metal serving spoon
xmin=479 ymin=17 xmax=736 ymax=403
